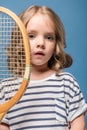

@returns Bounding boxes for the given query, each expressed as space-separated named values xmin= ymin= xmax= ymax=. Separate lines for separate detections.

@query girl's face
xmin=27 ymin=13 xmax=56 ymax=68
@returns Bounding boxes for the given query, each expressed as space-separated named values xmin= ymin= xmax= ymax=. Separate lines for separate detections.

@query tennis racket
xmin=0 ymin=6 xmax=30 ymax=122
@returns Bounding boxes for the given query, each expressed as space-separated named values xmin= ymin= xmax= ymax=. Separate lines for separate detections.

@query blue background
xmin=0 ymin=0 xmax=87 ymax=127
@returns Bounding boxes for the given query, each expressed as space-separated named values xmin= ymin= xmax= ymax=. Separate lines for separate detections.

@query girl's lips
xmin=35 ymin=51 xmax=45 ymax=56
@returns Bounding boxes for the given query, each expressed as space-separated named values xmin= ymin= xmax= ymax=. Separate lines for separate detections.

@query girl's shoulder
xmin=56 ymin=71 xmax=77 ymax=82
xmin=56 ymin=71 xmax=80 ymax=95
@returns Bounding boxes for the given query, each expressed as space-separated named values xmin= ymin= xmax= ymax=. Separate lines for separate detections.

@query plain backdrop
xmin=0 ymin=0 xmax=87 ymax=127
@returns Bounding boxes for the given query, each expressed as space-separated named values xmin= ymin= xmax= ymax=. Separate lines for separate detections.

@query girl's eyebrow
xmin=28 ymin=30 xmax=37 ymax=34
xmin=45 ymin=32 xmax=55 ymax=35
xmin=28 ymin=29 xmax=35 ymax=32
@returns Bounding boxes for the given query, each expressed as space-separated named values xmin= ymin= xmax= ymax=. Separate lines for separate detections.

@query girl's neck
xmin=30 ymin=64 xmax=55 ymax=80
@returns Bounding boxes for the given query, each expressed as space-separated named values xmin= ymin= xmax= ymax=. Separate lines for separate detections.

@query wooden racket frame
xmin=0 ymin=6 xmax=30 ymax=121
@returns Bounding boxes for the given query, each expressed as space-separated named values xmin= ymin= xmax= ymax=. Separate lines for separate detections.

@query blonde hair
xmin=8 ymin=5 xmax=72 ymax=75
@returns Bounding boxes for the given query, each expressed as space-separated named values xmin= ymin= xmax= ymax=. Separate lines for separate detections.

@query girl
xmin=0 ymin=5 xmax=87 ymax=130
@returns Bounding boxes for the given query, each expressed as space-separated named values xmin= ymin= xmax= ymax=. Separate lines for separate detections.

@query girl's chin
xmin=31 ymin=63 xmax=48 ymax=68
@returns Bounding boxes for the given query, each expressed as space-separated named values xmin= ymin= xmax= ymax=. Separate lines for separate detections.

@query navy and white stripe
xmin=0 ymin=72 xmax=87 ymax=130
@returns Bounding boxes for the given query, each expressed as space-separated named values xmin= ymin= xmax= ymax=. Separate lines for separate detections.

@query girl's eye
xmin=28 ymin=34 xmax=35 ymax=39
xmin=45 ymin=35 xmax=54 ymax=41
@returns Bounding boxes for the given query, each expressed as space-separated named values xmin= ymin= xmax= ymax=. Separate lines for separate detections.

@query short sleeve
xmin=1 ymin=115 xmax=9 ymax=125
xmin=68 ymin=80 xmax=87 ymax=122
xmin=0 ymin=82 xmax=9 ymax=125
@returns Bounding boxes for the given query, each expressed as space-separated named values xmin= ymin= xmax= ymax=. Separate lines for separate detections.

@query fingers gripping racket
xmin=0 ymin=7 xmax=30 ymax=122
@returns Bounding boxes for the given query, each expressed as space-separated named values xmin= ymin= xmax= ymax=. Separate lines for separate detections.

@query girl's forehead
xmin=29 ymin=13 xmax=55 ymax=28
xmin=31 ymin=13 xmax=51 ymax=21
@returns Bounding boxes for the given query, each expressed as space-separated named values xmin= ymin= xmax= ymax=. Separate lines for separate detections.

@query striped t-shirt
xmin=0 ymin=72 xmax=87 ymax=130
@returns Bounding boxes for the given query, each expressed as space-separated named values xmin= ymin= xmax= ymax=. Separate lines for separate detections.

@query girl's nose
xmin=36 ymin=36 xmax=45 ymax=49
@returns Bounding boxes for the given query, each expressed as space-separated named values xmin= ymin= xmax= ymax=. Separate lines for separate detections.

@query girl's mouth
xmin=35 ymin=51 xmax=45 ymax=56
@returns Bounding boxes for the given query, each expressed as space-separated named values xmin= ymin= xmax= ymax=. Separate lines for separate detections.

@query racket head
xmin=0 ymin=6 xmax=30 ymax=121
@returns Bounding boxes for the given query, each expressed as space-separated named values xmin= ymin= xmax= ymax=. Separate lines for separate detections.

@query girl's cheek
xmin=29 ymin=39 xmax=35 ymax=46
xmin=29 ymin=41 xmax=33 ymax=49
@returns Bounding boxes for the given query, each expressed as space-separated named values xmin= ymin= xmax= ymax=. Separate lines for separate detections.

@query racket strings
xmin=7 ymin=26 xmax=26 ymax=76
xmin=0 ymin=12 xmax=26 ymax=81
